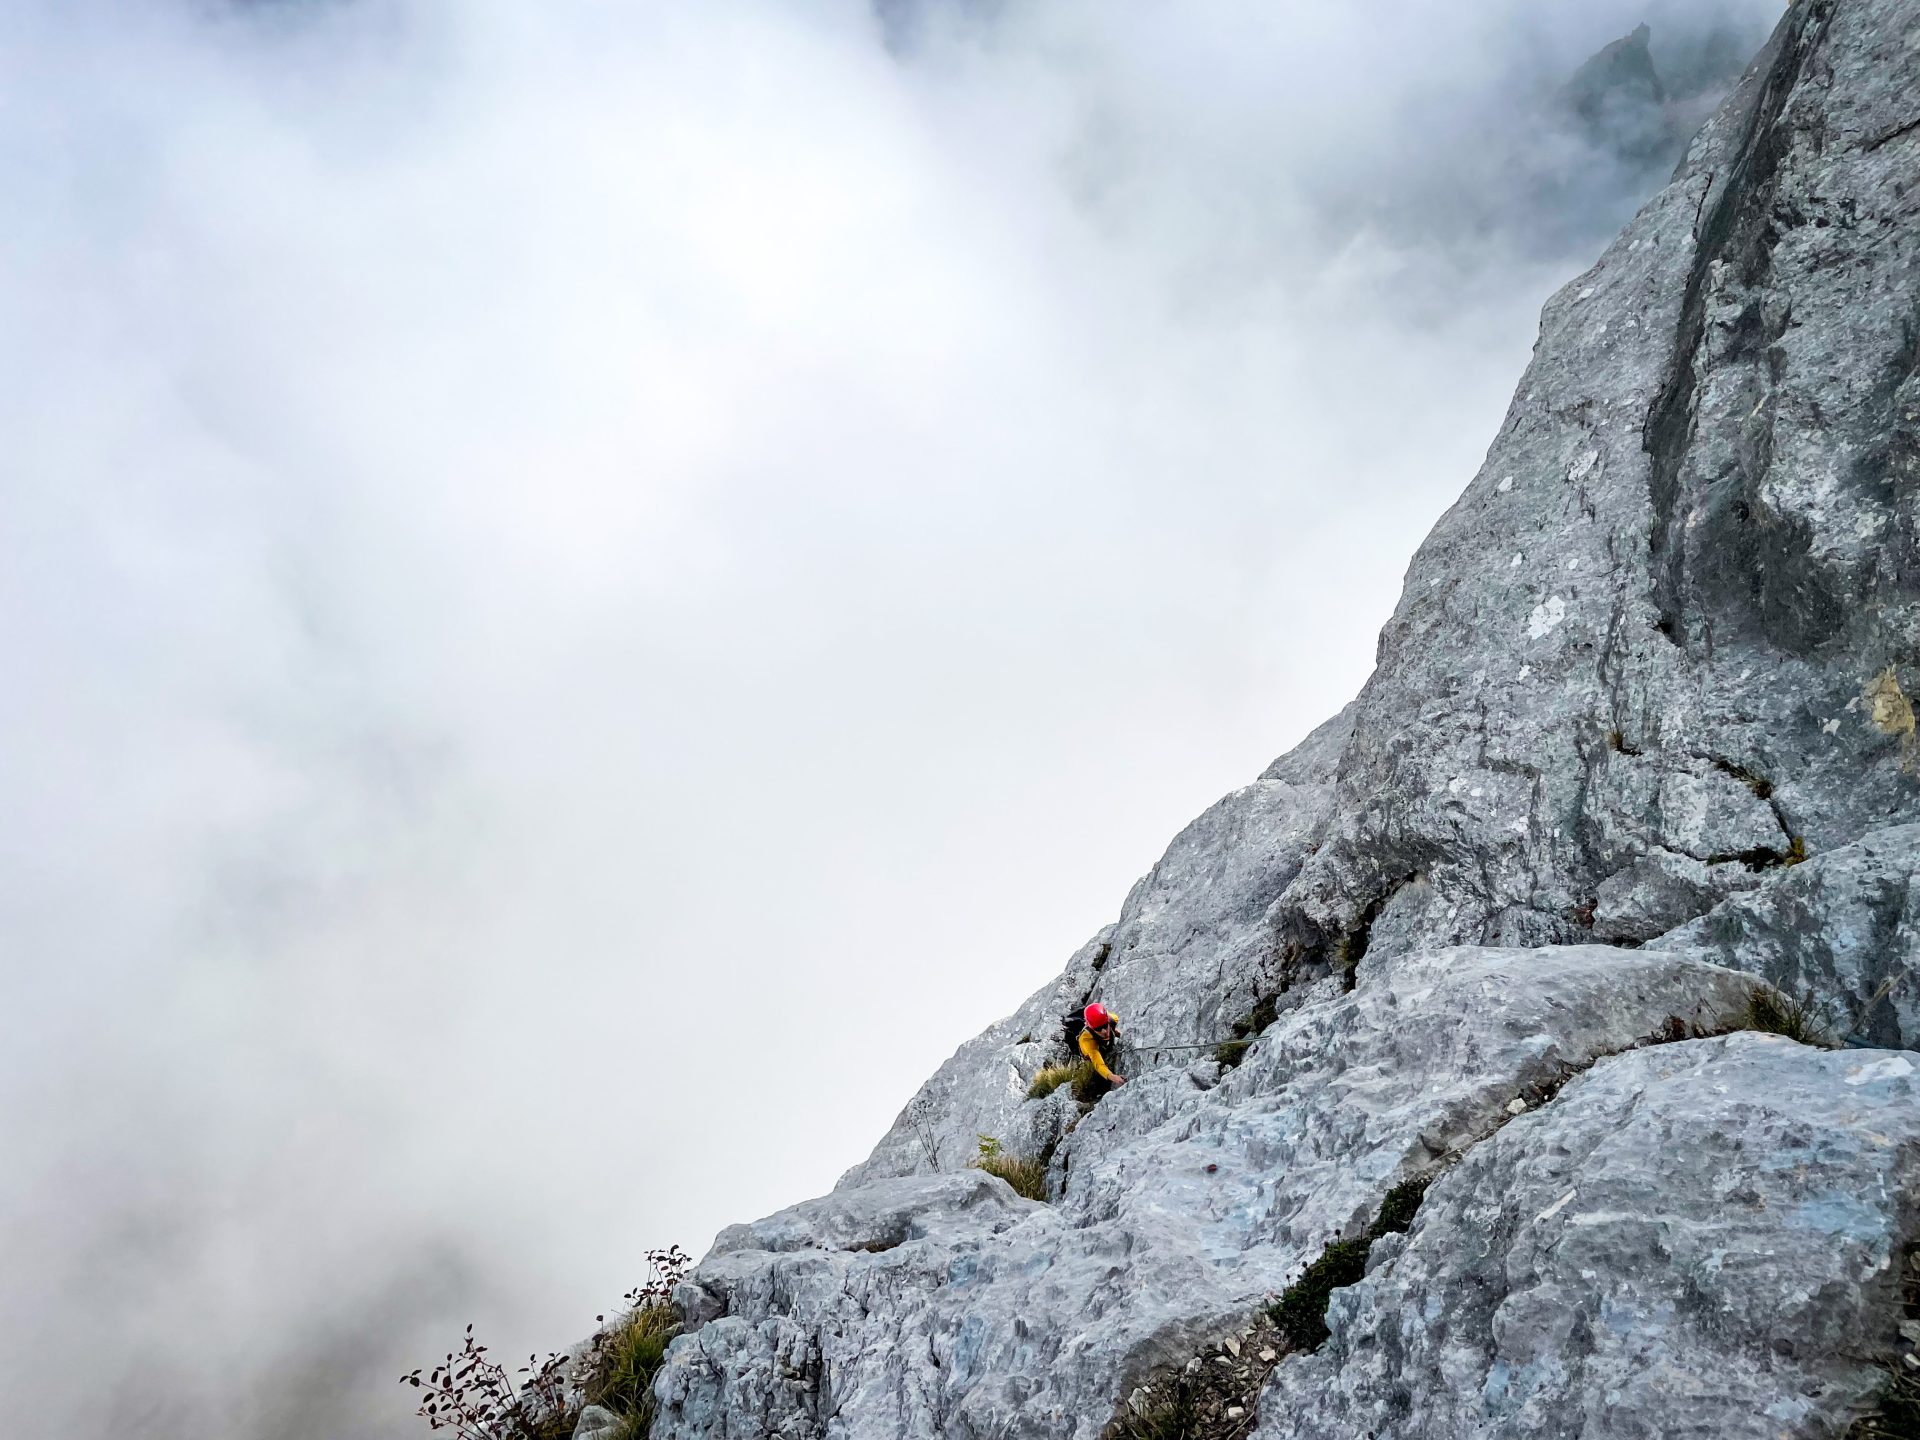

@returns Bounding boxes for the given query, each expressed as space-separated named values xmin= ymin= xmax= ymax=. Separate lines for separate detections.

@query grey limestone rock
xmin=641 ymin=4 xmax=1920 ymax=1437
xmin=573 ymin=1405 xmax=624 ymax=1440
xmin=1563 ymin=23 xmax=1674 ymax=166
xmin=1253 ymin=1033 xmax=1920 ymax=1440
xmin=1655 ymin=823 xmax=1920 ymax=1047
xmin=1592 ymin=847 xmax=1736 ymax=943
xmin=654 ymin=947 xmax=1764 ymax=1440
xmin=1279 ymin=0 xmax=1920 ymax=971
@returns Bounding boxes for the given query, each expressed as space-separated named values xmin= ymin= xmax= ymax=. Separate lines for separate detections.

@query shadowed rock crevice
xmin=1644 ymin=1 xmax=1835 ymax=653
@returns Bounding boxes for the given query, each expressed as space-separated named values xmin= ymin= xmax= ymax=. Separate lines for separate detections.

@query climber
xmin=1078 ymin=1003 xmax=1126 ymax=1088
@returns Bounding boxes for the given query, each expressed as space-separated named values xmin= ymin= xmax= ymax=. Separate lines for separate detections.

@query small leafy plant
xmin=401 ymin=1328 xmax=577 ymax=1440
xmin=403 ymin=1246 xmax=691 ymax=1440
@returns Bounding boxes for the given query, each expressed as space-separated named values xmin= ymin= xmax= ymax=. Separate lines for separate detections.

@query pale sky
xmin=0 ymin=0 xmax=1781 ymax=1434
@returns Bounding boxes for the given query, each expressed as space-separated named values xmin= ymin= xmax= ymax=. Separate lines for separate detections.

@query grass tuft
xmin=1742 ymin=984 xmax=1834 ymax=1047
xmin=1028 ymin=1060 xmax=1089 ymax=1101
xmin=584 ymin=1304 xmax=681 ymax=1437
xmin=972 ymin=1136 xmax=1050 ymax=1202
xmin=1106 ymin=1386 xmax=1201 ymax=1440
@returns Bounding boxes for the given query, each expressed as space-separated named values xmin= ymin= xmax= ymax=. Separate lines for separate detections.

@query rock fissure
xmin=1862 ymin=113 xmax=1920 ymax=152
xmin=1645 ymin=2 xmax=1834 ymax=645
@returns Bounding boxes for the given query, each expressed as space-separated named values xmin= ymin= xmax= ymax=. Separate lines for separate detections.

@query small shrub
xmin=972 ymin=1135 xmax=1050 ymax=1201
xmin=1028 ymin=1060 xmax=1088 ymax=1100
xmin=404 ymin=1246 xmax=690 ymax=1440
xmin=1231 ymin=994 xmax=1279 ymax=1039
xmin=1103 ymin=1310 xmax=1291 ymax=1440
xmin=401 ymin=1326 xmax=576 ymax=1440
xmin=1212 ymin=1038 xmax=1251 ymax=1068
xmin=1742 ymin=984 xmax=1834 ymax=1047
xmin=904 ymin=1089 xmax=945 ymax=1169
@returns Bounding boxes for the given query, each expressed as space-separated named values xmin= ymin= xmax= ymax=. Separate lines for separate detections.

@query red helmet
xmin=1084 ymin=1003 xmax=1116 ymax=1030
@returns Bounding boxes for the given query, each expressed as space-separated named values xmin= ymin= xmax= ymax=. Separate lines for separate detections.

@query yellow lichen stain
xmin=1864 ymin=667 xmax=1918 ymax=773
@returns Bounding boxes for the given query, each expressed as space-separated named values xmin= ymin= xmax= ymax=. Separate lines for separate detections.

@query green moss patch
xmin=1269 ymin=1173 xmax=1435 ymax=1349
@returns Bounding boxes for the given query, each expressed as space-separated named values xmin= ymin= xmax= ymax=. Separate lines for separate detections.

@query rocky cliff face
xmin=640 ymin=2 xmax=1920 ymax=1436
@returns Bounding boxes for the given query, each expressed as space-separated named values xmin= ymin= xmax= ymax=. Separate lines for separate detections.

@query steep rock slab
xmin=1279 ymin=0 xmax=1920 ymax=968
xmin=654 ymin=947 xmax=1756 ymax=1440
xmin=1255 ymin=1033 xmax=1920 ymax=1440
xmin=842 ymin=705 xmax=1354 ymax=1188
xmin=1654 ymin=823 xmax=1920 ymax=1047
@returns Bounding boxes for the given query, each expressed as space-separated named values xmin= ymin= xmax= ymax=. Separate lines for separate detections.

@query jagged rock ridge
xmin=634 ymin=3 xmax=1920 ymax=1437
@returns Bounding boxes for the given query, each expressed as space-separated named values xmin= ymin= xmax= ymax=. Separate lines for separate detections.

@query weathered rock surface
xmin=1255 ymin=1035 xmax=1920 ymax=1440
xmin=1655 ymin=824 xmax=1920 ymax=1048
xmin=635 ymin=4 xmax=1920 ymax=1438
xmin=1281 ymin=0 xmax=1920 ymax=973
xmin=574 ymin=1405 xmax=625 ymax=1440
xmin=653 ymin=946 xmax=1772 ymax=1440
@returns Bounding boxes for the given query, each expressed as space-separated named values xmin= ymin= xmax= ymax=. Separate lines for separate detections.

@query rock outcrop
xmin=632 ymin=3 xmax=1920 ymax=1437
xmin=656 ymin=948 xmax=1767 ymax=1440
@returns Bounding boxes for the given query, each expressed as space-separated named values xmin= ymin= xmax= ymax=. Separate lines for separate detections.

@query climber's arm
xmin=1078 ymin=1028 xmax=1121 ymax=1082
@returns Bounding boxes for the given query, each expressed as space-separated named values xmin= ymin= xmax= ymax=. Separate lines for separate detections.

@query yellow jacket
xmin=1078 ymin=1026 xmax=1120 ymax=1082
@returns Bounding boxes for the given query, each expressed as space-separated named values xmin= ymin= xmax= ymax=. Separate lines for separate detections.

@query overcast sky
xmin=0 ymin=0 xmax=1782 ymax=1435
